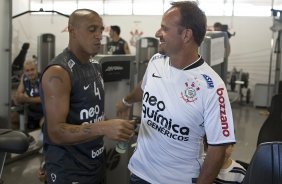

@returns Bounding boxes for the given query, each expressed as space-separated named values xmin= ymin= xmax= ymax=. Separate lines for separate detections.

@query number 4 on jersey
xmin=93 ymin=82 xmax=101 ymax=100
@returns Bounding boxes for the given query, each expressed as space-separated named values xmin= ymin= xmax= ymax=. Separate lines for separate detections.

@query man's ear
xmin=68 ymin=25 xmax=75 ymax=37
xmin=183 ymin=29 xmax=193 ymax=43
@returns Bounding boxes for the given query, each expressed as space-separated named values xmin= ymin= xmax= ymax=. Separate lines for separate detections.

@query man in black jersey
xmin=40 ymin=9 xmax=135 ymax=184
xmin=108 ymin=25 xmax=131 ymax=54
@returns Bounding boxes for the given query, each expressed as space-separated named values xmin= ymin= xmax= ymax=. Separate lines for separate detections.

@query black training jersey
xmin=108 ymin=38 xmax=127 ymax=54
xmin=23 ymin=73 xmax=40 ymax=97
xmin=40 ymin=48 xmax=106 ymax=182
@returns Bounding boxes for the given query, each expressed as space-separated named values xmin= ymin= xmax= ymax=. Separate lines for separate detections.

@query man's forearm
xmin=197 ymin=145 xmax=227 ymax=184
xmin=26 ymin=96 xmax=41 ymax=104
xmin=124 ymin=80 xmax=143 ymax=104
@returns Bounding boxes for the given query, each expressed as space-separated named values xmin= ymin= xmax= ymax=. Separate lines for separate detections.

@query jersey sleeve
xmin=141 ymin=54 xmax=157 ymax=90
xmin=141 ymin=69 xmax=148 ymax=91
xmin=203 ymin=83 xmax=236 ymax=145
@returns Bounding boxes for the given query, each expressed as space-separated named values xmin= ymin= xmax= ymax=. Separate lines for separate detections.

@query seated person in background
xmin=14 ymin=59 xmax=43 ymax=130
xmin=214 ymin=22 xmax=233 ymax=39
xmin=214 ymin=22 xmax=224 ymax=31
xmin=203 ymin=136 xmax=246 ymax=183
xmin=213 ymin=22 xmax=231 ymax=57
xmin=108 ymin=25 xmax=131 ymax=54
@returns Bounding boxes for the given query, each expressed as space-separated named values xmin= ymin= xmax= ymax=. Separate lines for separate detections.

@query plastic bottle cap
xmin=115 ymin=141 xmax=128 ymax=154
xmin=115 ymin=146 xmax=127 ymax=154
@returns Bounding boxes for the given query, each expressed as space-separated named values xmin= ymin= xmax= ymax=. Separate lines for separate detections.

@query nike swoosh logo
xmin=83 ymin=84 xmax=90 ymax=90
xmin=152 ymin=73 xmax=162 ymax=78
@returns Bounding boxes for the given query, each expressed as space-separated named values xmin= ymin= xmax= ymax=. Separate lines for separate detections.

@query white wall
xmin=12 ymin=14 xmax=278 ymax=101
xmin=12 ymin=15 xmax=69 ymax=59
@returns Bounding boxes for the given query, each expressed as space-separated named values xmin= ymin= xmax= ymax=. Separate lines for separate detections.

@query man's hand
xmin=98 ymin=119 xmax=135 ymax=141
xmin=15 ymin=93 xmax=29 ymax=104
xmin=15 ymin=93 xmax=40 ymax=104
xmin=116 ymin=100 xmax=131 ymax=119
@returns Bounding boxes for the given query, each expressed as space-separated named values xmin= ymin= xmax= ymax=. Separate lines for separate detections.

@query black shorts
xmin=45 ymin=146 xmax=106 ymax=184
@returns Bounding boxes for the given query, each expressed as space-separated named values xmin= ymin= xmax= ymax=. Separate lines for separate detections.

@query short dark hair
xmin=170 ymin=1 xmax=207 ymax=46
xmin=214 ymin=22 xmax=222 ymax=28
xmin=110 ymin=25 xmax=121 ymax=35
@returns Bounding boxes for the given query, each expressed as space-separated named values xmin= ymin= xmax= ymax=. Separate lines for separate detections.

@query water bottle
xmin=115 ymin=119 xmax=138 ymax=154
xmin=115 ymin=141 xmax=129 ymax=154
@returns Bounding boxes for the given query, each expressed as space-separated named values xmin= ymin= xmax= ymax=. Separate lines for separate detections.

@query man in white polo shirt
xmin=116 ymin=1 xmax=235 ymax=184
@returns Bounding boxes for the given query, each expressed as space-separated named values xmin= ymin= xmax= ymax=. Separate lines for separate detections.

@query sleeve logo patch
xmin=202 ymin=74 xmax=214 ymax=89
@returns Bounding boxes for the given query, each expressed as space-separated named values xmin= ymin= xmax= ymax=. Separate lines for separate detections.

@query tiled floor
xmin=231 ymin=103 xmax=268 ymax=163
xmin=1 ymin=102 xmax=269 ymax=184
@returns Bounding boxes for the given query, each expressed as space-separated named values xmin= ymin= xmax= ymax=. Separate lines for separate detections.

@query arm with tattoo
xmin=42 ymin=66 xmax=134 ymax=145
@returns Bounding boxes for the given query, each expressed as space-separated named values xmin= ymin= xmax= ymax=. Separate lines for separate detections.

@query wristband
xmin=122 ymin=98 xmax=133 ymax=107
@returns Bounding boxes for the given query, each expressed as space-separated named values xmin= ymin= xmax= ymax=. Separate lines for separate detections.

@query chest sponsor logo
xmin=142 ymin=91 xmax=190 ymax=141
xmin=80 ymin=106 xmax=104 ymax=123
xmin=181 ymin=78 xmax=200 ymax=103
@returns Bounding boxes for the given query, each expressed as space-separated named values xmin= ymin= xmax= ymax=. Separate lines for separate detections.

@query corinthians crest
xmin=181 ymin=78 xmax=201 ymax=103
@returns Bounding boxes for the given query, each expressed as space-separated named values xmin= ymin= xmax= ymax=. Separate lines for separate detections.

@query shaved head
xmin=67 ymin=9 xmax=104 ymax=62
xmin=69 ymin=9 xmax=100 ymax=28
